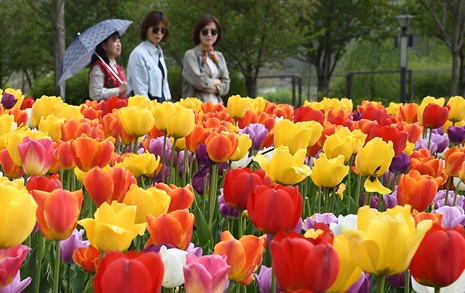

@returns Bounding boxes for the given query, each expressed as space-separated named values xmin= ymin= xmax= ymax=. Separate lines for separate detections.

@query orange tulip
xmin=271 ymin=104 xmax=294 ymax=120
xmin=0 ymin=149 xmax=24 ymax=178
xmin=31 ymin=189 xmax=83 ymax=240
xmin=145 ymin=209 xmax=195 ymax=250
xmin=205 ymin=131 xmax=238 ymax=163
xmin=185 ymin=125 xmax=211 ymax=153
xmin=409 ymin=155 xmax=444 ymax=178
xmin=73 ymin=245 xmax=100 ymax=272
xmin=70 ymin=135 xmax=114 ymax=172
xmin=399 ymin=103 xmax=419 ymax=123
xmin=83 ymin=166 xmax=136 ymax=206
xmin=397 ymin=170 xmax=443 ymax=212
xmin=411 ymin=210 xmax=443 ymax=226
xmin=214 ymin=231 xmax=266 ymax=285
xmin=444 ymin=146 xmax=465 ymax=177
xmin=153 ymin=183 xmax=195 ymax=212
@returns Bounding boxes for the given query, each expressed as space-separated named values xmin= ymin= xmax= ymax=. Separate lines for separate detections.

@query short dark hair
xmin=139 ymin=10 xmax=170 ymax=42
xmin=91 ymin=32 xmax=120 ymax=64
xmin=193 ymin=15 xmax=223 ymax=46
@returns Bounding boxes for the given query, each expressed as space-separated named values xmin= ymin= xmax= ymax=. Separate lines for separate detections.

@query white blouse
xmin=89 ymin=59 xmax=120 ymax=101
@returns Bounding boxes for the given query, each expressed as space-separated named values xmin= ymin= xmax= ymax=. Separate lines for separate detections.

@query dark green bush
xmin=412 ymin=71 xmax=451 ymax=102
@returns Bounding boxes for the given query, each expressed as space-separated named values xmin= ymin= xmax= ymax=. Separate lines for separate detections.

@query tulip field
xmin=1 ymin=87 xmax=465 ymax=293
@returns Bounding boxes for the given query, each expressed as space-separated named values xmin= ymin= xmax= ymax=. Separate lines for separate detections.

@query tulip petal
xmin=364 ymin=177 xmax=392 ymax=194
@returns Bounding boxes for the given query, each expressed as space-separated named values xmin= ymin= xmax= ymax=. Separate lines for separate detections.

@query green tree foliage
xmin=292 ymin=0 xmax=397 ymax=100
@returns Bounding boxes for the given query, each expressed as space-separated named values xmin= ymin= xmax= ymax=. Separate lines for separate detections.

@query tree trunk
xmin=53 ymin=0 xmax=65 ymax=100
xmin=244 ymin=74 xmax=258 ymax=98
xmin=316 ymin=71 xmax=330 ymax=100
xmin=458 ymin=51 xmax=465 ymax=96
xmin=451 ymin=50 xmax=460 ymax=96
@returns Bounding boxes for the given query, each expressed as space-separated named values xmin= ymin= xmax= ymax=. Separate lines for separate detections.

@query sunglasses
xmin=201 ymin=29 xmax=218 ymax=36
xmin=152 ymin=27 xmax=168 ymax=34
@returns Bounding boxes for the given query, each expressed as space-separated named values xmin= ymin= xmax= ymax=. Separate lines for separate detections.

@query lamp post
xmin=396 ymin=13 xmax=414 ymax=103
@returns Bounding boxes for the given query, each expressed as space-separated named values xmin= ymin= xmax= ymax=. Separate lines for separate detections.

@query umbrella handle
xmin=94 ymin=53 xmax=124 ymax=84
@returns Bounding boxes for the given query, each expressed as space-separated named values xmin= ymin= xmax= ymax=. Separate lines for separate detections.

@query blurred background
xmin=0 ymin=0 xmax=459 ymax=107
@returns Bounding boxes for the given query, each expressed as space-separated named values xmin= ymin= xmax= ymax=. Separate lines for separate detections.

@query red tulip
xmin=421 ymin=104 xmax=450 ymax=129
xmin=270 ymin=232 xmax=339 ymax=293
xmin=294 ymin=106 xmax=325 ymax=124
xmin=223 ymin=168 xmax=270 ymax=210
xmin=100 ymin=96 xmax=128 ymax=116
xmin=396 ymin=170 xmax=442 ymax=212
xmin=247 ymin=184 xmax=302 ymax=234
xmin=26 ymin=174 xmax=62 ymax=193
xmin=31 ymin=189 xmax=83 ymax=240
xmin=367 ymin=124 xmax=408 ymax=156
xmin=83 ymin=166 xmax=136 ymax=206
xmin=410 ymin=224 xmax=465 ymax=288
xmin=94 ymin=250 xmax=164 ymax=293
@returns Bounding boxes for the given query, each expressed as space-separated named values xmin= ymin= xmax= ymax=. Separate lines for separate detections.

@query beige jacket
xmin=182 ymin=46 xmax=230 ymax=103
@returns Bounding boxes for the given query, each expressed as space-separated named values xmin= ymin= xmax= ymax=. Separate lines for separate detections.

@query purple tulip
xmin=434 ymin=190 xmax=465 ymax=209
xmin=239 ymin=123 xmax=268 ymax=150
xmin=60 ymin=229 xmax=90 ymax=264
xmin=383 ymin=187 xmax=399 ymax=209
xmin=196 ymin=144 xmax=216 ymax=166
xmin=192 ymin=165 xmax=210 ymax=195
xmin=433 ymin=206 xmax=465 ymax=228
xmin=0 ymin=271 xmax=31 ymax=293
xmin=448 ymin=126 xmax=465 ymax=144
xmin=389 ymin=153 xmax=410 ymax=174
xmin=1 ymin=93 xmax=17 ymax=110
xmin=254 ymin=265 xmax=280 ymax=293
xmin=302 ymin=213 xmax=338 ymax=230
xmin=352 ymin=110 xmax=362 ymax=121
xmin=347 ymin=272 xmax=371 ymax=292
xmin=144 ymin=243 xmax=175 ymax=253
xmin=386 ymin=271 xmax=405 ymax=288
xmin=186 ymin=243 xmax=203 ymax=258
xmin=217 ymin=193 xmax=240 ymax=219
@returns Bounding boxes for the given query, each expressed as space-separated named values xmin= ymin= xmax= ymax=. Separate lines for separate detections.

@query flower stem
xmin=354 ymin=174 xmax=363 ymax=213
xmin=66 ymin=263 xmax=71 ymax=293
xmin=272 ymin=267 xmax=277 ymax=293
xmin=53 ymin=240 xmax=61 ymax=293
xmin=445 ymin=176 xmax=453 ymax=206
xmin=162 ymin=133 xmax=167 ymax=182
xmin=208 ymin=164 xmax=219 ymax=227
xmin=434 ymin=287 xmax=441 ymax=293
xmin=405 ymin=270 xmax=410 ymax=293
xmin=35 ymin=234 xmax=45 ymax=293
xmin=376 ymin=275 xmax=385 ymax=293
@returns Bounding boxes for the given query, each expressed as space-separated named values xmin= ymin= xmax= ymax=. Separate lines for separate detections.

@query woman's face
xmin=102 ymin=35 xmax=121 ymax=60
xmin=199 ymin=22 xmax=218 ymax=48
xmin=146 ymin=23 xmax=168 ymax=46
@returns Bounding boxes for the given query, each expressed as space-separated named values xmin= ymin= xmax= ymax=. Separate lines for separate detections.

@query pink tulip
xmin=183 ymin=254 xmax=230 ymax=293
xmin=18 ymin=137 xmax=55 ymax=176
xmin=0 ymin=245 xmax=30 ymax=288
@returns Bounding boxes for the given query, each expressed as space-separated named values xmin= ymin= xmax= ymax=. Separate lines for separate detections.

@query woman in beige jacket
xmin=182 ymin=15 xmax=230 ymax=104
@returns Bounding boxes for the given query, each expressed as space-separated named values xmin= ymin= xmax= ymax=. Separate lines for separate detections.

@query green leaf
xmin=193 ymin=199 xmax=214 ymax=254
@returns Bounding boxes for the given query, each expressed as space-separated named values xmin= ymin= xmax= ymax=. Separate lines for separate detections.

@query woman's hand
xmin=118 ymin=82 xmax=128 ymax=95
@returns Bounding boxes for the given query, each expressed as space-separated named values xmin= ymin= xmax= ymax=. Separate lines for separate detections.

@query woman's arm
xmin=182 ymin=50 xmax=215 ymax=91
xmin=127 ymin=49 xmax=150 ymax=97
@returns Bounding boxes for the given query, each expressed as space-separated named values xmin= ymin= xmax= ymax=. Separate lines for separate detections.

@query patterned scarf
xmin=201 ymin=49 xmax=219 ymax=65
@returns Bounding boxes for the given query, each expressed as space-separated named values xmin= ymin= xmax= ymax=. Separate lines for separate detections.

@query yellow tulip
xmin=166 ymin=104 xmax=196 ymax=139
xmin=303 ymin=101 xmax=325 ymax=111
xmin=447 ymin=96 xmax=465 ymax=123
xmin=170 ymin=136 xmax=187 ymax=151
xmin=118 ymin=106 xmax=155 ymax=138
xmin=310 ymin=153 xmax=349 ymax=188
xmin=355 ymin=137 xmax=394 ymax=194
xmin=386 ymin=102 xmax=402 ymax=116
xmin=128 ymin=95 xmax=154 ymax=110
xmin=31 ymin=95 xmax=64 ymax=128
xmin=254 ymin=145 xmax=311 ymax=185
xmin=320 ymin=97 xmax=353 ymax=112
xmin=0 ymin=114 xmax=15 ymax=136
xmin=179 ymin=97 xmax=203 ymax=113
xmin=56 ymin=104 xmax=83 ymax=121
xmin=229 ymin=133 xmax=252 ymax=161
xmin=342 ymin=205 xmax=432 ymax=276
xmin=38 ymin=115 xmax=65 ymax=142
xmin=351 ymin=129 xmax=367 ymax=154
xmin=323 ymin=127 xmax=355 ymax=162
xmin=78 ymin=201 xmax=146 ymax=252
xmin=114 ymin=152 xmax=159 ymax=177
xmin=249 ymin=96 xmax=266 ymax=113
xmin=0 ymin=177 xmax=38 ymax=248
xmin=274 ymin=119 xmax=322 ymax=155
xmin=123 ymin=184 xmax=171 ymax=224
xmin=417 ymin=96 xmax=445 ymax=125
xmin=227 ymin=95 xmax=251 ymax=119
xmin=327 ymin=235 xmax=363 ymax=293
xmin=152 ymin=102 xmax=172 ymax=133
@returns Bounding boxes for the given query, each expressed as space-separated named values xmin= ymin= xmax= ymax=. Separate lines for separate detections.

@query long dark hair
xmin=193 ymin=14 xmax=223 ymax=46
xmin=139 ymin=10 xmax=170 ymax=42
xmin=91 ymin=32 xmax=120 ymax=64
